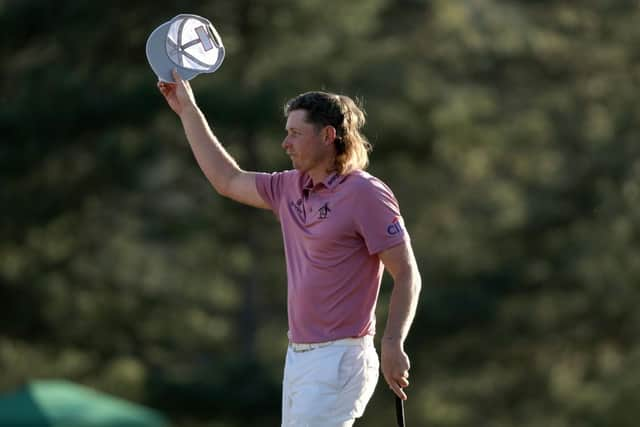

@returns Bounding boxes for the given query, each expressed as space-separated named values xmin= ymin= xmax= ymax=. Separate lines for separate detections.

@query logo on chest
xmin=289 ymin=199 xmax=332 ymax=222
xmin=317 ymin=202 xmax=331 ymax=220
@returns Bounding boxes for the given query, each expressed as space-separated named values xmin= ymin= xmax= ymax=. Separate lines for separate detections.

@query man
xmin=158 ymin=69 xmax=421 ymax=426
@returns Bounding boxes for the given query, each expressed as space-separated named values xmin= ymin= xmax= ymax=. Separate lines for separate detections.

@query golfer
xmin=158 ymin=69 xmax=421 ymax=426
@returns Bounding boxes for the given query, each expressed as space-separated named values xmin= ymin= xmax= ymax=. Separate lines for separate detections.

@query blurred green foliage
xmin=2 ymin=0 xmax=640 ymax=426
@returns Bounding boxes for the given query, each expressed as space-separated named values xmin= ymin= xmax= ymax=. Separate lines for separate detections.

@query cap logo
xmin=195 ymin=25 xmax=214 ymax=51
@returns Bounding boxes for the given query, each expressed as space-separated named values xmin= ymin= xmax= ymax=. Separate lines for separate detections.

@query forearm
xmin=179 ymin=105 xmax=241 ymax=196
xmin=383 ymin=269 xmax=422 ymax=346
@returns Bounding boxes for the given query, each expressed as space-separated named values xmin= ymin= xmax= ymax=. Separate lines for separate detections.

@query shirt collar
xmin=302 ymin=172 xmax=346 ymax=194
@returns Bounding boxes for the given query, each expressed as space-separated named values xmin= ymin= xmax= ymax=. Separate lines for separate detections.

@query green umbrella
xmin=0 ymin=380 xmax=169 ymax=427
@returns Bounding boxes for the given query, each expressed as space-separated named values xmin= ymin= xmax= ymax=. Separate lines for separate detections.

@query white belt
xmin=289 ymin=335 xmax=373 ymax=353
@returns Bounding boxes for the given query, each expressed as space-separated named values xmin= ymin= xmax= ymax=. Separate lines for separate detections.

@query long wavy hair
xmin=284 ymin=91 xmax=372 ymax=175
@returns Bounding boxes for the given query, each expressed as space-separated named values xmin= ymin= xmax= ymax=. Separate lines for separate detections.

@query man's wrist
xmin=179 ymin=103 xmax=200 ymax=120
xmin=381 ymin=335 xmax=405 ymax=346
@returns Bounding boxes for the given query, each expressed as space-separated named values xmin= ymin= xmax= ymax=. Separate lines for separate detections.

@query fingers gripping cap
xmin=146 ymin=14 xmax=225 ymax=82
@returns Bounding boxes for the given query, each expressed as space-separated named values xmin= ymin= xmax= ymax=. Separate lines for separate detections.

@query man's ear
xmin=323 ymin=126 xmax=337 ymax=146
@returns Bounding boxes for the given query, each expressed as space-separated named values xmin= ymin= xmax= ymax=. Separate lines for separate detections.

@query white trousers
xmin=281 ymin=336 xmax=379 ymax=427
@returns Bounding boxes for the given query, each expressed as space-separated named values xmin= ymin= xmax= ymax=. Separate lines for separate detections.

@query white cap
xmin=146 ymin=14 xmax=225 ymax=82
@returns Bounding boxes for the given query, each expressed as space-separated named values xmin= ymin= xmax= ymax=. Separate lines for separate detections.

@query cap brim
xmin=146 ymin=20 xmax=200 ymax=82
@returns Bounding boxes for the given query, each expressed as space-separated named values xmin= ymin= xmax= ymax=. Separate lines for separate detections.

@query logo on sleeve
xmin=387 ymin=217 xmax=404 ymax=236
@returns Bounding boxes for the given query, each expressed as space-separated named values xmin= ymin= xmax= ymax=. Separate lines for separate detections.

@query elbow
xmin=412 ymin=271 xmax=422 ymax=296
xmin=395 ymin=266 xmax=422 ymax=296
xmin=206 ymin=177 xmax=229 ymax=198
xmin=215 ymin=180 xmax=232 ymax=198
xmin=407 ymin=261 xmax=422 ymax=296
xmin=206 ymin=169 xmax=237 ymax=199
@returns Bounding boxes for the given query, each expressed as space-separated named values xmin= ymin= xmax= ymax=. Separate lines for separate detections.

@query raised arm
xmin=378 ymin=240 xmax=422 ymax=400
xmin=157 ymin=69 xmax=269 ymax=209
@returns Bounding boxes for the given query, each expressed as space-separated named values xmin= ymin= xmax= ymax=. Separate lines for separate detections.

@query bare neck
xmin=308 ymin=157 xmax=337 ymax=186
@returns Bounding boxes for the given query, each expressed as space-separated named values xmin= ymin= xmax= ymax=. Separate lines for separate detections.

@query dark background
xmin=2 ymin=1 xmax=640 ymax=426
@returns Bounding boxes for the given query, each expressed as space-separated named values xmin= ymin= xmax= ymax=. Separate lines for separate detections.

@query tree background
xmin=2 ymin=0 xmax=640 ymax=426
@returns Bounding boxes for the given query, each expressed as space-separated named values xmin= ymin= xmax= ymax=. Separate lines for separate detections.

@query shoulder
xmin=344 ymin=170 xmax=395 ymax=196
xmin=260 ymin=169 xmax=304 ymax=186
xmin=270 ymin=169 xmax=302 ymax=179
xmin=255 ymin=169 xmax=305 ymax=207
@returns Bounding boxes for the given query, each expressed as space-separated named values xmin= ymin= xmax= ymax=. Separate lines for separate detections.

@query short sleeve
xmin=255 ymin=170 xmax=295 ymax=219
xmin=353 ymin=177 xmax=410 ymax=255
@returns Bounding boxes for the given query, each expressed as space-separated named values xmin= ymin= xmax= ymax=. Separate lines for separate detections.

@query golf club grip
xmin=395 ymin=395 xmax=405 ymax=427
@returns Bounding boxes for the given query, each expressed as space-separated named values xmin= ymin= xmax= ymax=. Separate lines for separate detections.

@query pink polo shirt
xmin=255 ymin=169 xmax=409 ymax=343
